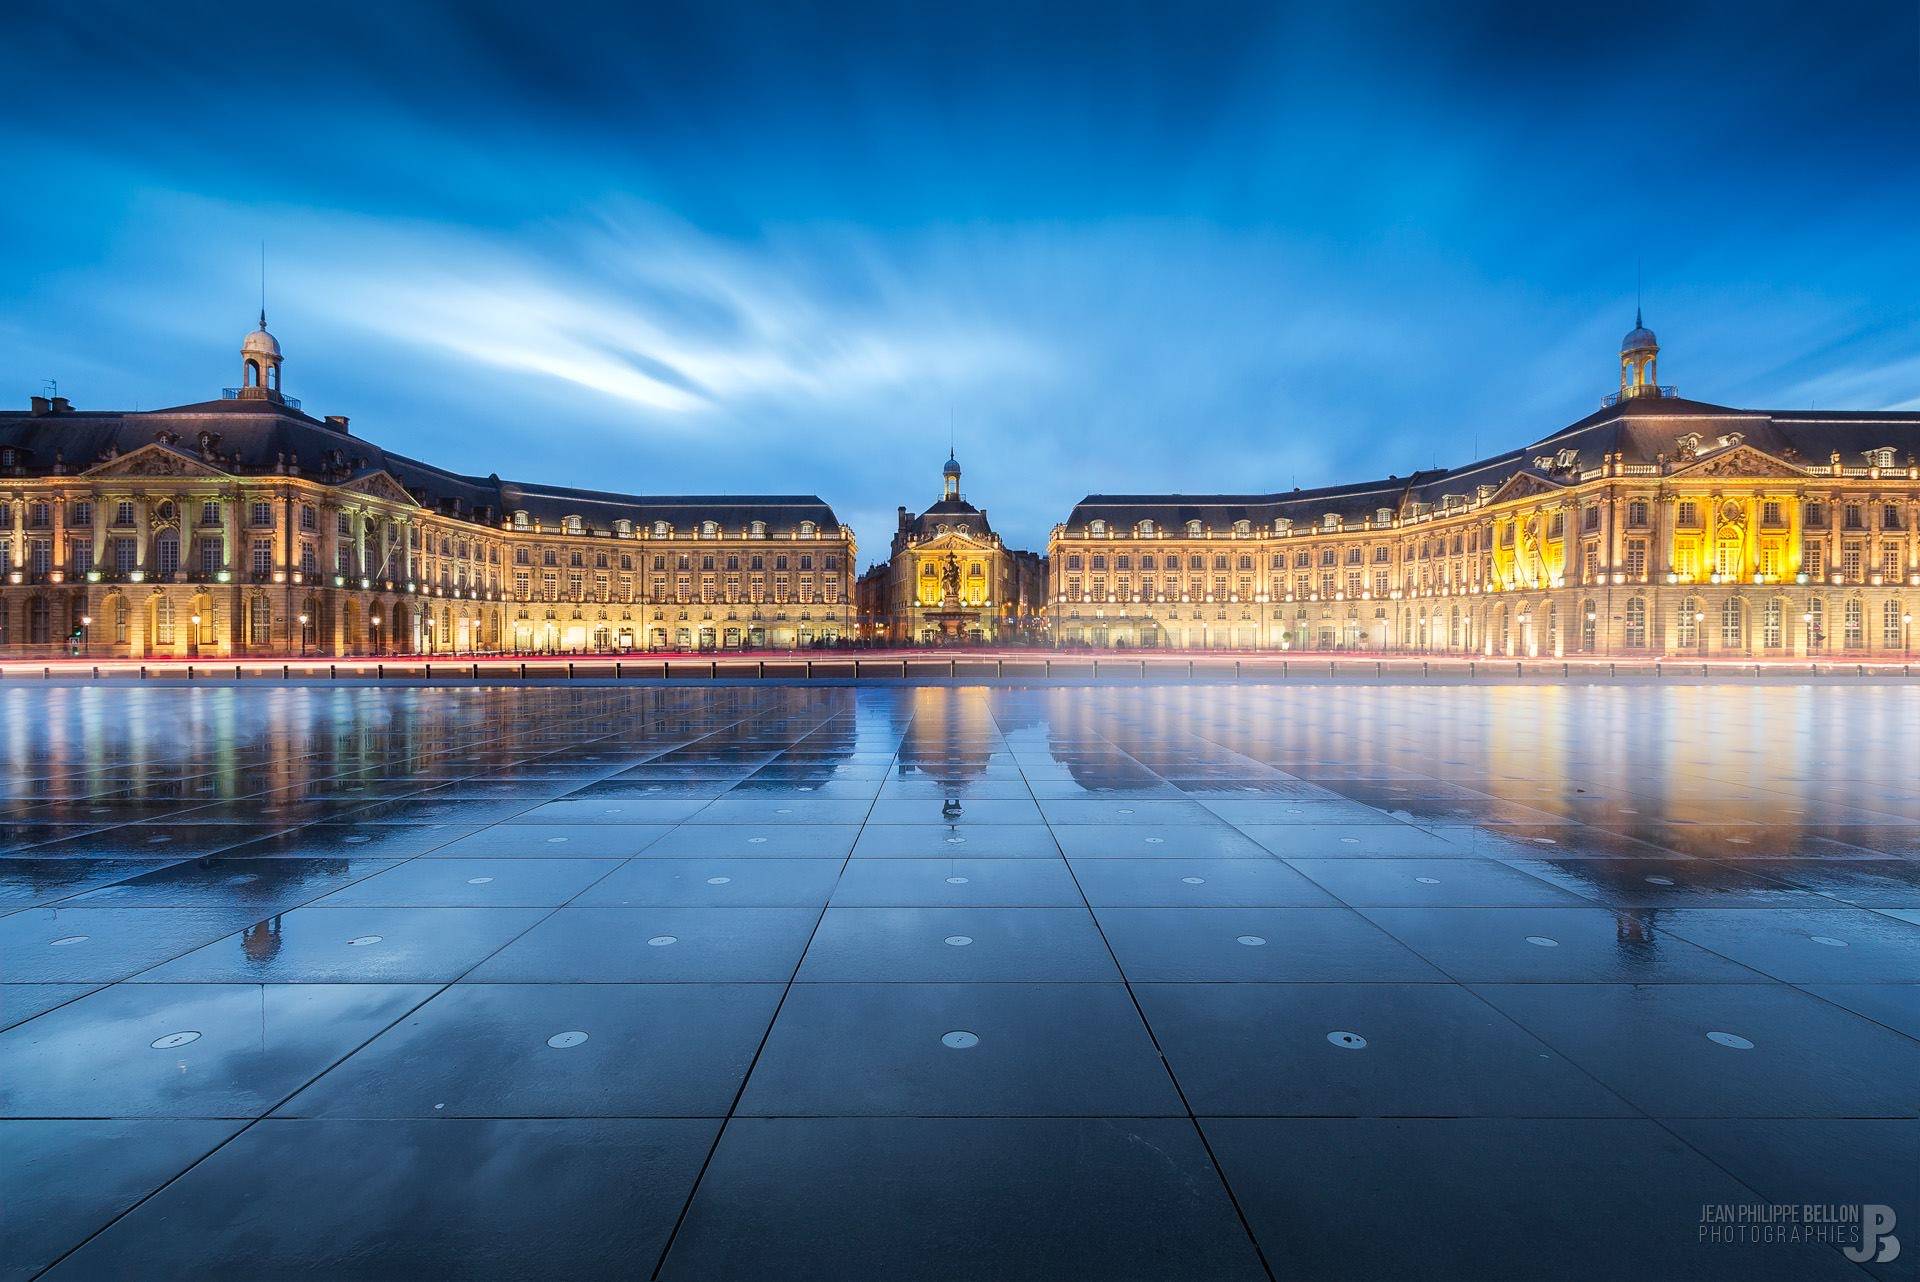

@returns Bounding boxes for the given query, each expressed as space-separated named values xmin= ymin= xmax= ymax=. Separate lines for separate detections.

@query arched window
xmin=1807 ymin=598 xmax=1826 ymax=651
xmin=1624 ymin=597 xmax=1647 ymax=648
xmin=1449 ymin=606 xmax=1462 ymax=649
xmin=562 ymin=515 xmax=584 ymax=535
xmin=511 ymin=510 xmax=530 ymax=530
xmin=652 ymin=521 xmax=670 ymax=537
xmin=1580 ymin=598 xmax=1596 ymax=651
xmin=1763 ymin=599 xmax=1783 ymax=649
xmin=750 ymin=521 xmax=766 ymax=537
xmin=109 ymin=594 xmax=128 ymax=644
xmin=152 ymin=595 xmax=174 ymax=644
xmin=249 ymin=595 xmax=272 ymax=645
xmin=1185 ymin=520 xmax=1202 ymax=537
xmin=1720 ymin=597 xmax=1744 ymax=648
xmin=1843 ymin=598 xmax=1864 ymax=649
xmin=1676 ymin=596 xmax=1699 ymax=648
xmin=798 ymin=521 xmax=816 ymax=537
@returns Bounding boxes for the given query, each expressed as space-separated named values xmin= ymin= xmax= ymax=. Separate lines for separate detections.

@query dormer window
xmin=1321 ymin=513 xmax=1340 ymax=530
xmin=1375 ymin=507 xmax=1394 ymax=525
xmin=701 ymin=520 xmax=718 ymax=538
xmin=1184 ymin=520 xmax=1202 ymax=537
xmin=1867 ymin=446 xmax=1897 ymax=469
xmin=562 ymin=515 xmax=584 ymax=535
xmin=613 ymin=519 xmax=632 ymax=537
xmin=1089 ymin=520 xmax=1106 ymax=536
xmin=511 ymin=510 xmax=529 ymax=530
xmin=1233 ymin=520 xmax=1251 ymax=536
xmin=750 ymin=520 xmax=766 ymax=537
xmin=652 ymin=521 xmax=670 ymax=537
xmin=798 ymin=521 xmax=816 ymax=537
xmin=1136 ymin=519 xmax=1154 ymax=536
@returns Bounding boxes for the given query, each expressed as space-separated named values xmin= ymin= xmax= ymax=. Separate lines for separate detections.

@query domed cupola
xmin=238 ymin=310 xmax=285 ymax=402
xmin=1618 ymin=308 xmax=1661 ymax=401
xmin=942 ymin=449 xmax=962 ymax=501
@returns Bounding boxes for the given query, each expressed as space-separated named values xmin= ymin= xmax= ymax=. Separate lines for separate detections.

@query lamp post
xmin=1802 ymin=611 xmax=1819 ymax=655
xmin=80 ymin=614 xmax=91 ymax=658
xmin=1585 ymin=608 xmax=1598 ymax=655
xmin=189 ymin=612 xmax=202 ymax=658
xmin=370 ymin=613 xmax=381 ymax=656
xmin=1695 ymin=609 xmax=1706 ymax=659
xmin=298 ymin=612 xmax=309 ymax=658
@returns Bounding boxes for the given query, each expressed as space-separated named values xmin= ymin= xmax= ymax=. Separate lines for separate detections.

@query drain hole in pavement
xmin=647 ymin=936 xmax=678 ymax=947
xmin=1237 ymin=935 xmax=1267 ymax=946
xmin=946 ymin=836 xmax=967 ymax=844
xmin=1327 ymin=1031 xmax=1367 ymax=1050
xmin=151 ymin=1031 xmax=201 ymax=1049
xmin=547 ymin=1031 xmax=589 ymax=1049
xmin=945 ymin=876 xmax=970 ymax=884
xmin=1145 ymin=837 xmax=1164 ymax=844
xmin=944 ymin=935 xmax=973 ymax=946
xmin=347 ymin=935 xmax=383 ymax=946
xmin=1182 ymin=876 xmax=1206 ymax=884
xmin=1809 ymin=936 xmax=1847 ymax=947
xmin=748 ymin=837 xmax=768 ymax=844
xmin=467 ymin=877 xmax=495 ymax=885
xmin=1706 ymin=1031 xmax=1754 ymax=1050
xmin=1525 ymin=936 xmax=1559 ymax=947
xmin=942 ymin=1031 xmax=980 ymax=1049
xmin=707 ymin=876 xmax=732 ymax=885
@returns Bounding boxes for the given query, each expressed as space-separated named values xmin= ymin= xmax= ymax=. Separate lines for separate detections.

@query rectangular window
xmin=202 ymin=501 xmax=222 ymax=527
xmin=250 ymin=501 xmax=273 ymax=527
xmin=201 ymin=536 xmax=225 ymax=576
xmin=251 ymin=538 xmax=272 ymax=578
xmin=70 ymin=538 xmax=92 ymax=574
xmin=115 ymin=538 xmax=137 ymax=573
xmin=1625 ymin=539 xmax=1647 ymax=577
xmin=1804 ymin=543 xmax=1824 ymax=576
xmin=115 ymin=501 xmax=135 ymax=526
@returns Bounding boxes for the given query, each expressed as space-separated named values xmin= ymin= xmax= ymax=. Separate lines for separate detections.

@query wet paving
xmin=2 ymin=681 xmax=1917 ymax=1281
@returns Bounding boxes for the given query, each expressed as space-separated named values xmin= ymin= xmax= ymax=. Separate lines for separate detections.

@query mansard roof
xmin=0 ymin=396 xmax=844 ymax=536
xmin=1063 ymin=396 xmax=1920 ymax=534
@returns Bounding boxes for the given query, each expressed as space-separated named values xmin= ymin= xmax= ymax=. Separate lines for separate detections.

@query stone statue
xmin=940 ymin=552 xmax=962 ymax=606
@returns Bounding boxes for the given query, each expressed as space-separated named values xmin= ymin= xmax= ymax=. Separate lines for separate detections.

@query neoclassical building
xmin=0 ymin=319 xmax=856 ymax=657
xmin=857 ymin=451 xmax=1047 ymax=643
xmin=1051 ymin=318 xmax=1920 ymax=657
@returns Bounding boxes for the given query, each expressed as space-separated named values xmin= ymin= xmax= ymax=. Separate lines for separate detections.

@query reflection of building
xmin=858 ymin=451 xmax=1047 ymax=643
xmin=0 ymin=320 xmax=856 ymax=656
xmin=1051 ymin=318 xmax=1920 ymax=656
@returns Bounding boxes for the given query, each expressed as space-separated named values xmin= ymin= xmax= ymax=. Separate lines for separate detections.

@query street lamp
xmin=80 ymin=614 xmax=91 ymax=658
xmin=190 ymin=612 xmax=202 ymax=657
xmin=1694 ymin=608 xmax=1706 ymax=659
xmin=370 ymin=614 xmax=382 ymax=656
xmin=1802 ymin=611 xmax=1819 ymax=654
xmin=298 ymin=612 xmax=309 ymax=658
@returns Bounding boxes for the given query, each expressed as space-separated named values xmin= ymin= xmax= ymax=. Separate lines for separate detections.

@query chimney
xmin=50 ymin=397 xmax=72 ymax=414
xmin=29 ymin=396 xmax=50 ymax=415
xmin=897 ymin=505 xmax=909 ymax=530
xmin=326 ymin=415 xmax=350 ymax=432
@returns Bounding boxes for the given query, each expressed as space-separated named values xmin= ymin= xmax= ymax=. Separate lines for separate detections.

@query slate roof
xmin=0 ymin=396 xmax=844 ymax=536
xmin=1064 ymin=396 xmax=1920 ymax=534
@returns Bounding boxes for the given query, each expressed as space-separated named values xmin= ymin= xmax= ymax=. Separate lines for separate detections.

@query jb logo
xmin=1844 ymin=1205 xmax=1899 ymax=1265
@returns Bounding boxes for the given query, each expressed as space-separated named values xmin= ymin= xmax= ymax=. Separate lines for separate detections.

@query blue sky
xmin=3 ymin=1 xmax=1915 ymax=557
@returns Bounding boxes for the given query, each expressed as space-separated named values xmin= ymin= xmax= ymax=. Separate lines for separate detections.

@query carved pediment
xmin=1674 ymin=445 xmax=1806 ymax=479
xmin=338 ymin=469 xmax=420 ymax=507
xmin=82 ymin=443 xmax=230 ymax=480
xmin=1485 ymin=470 xmax=1564 ymax=505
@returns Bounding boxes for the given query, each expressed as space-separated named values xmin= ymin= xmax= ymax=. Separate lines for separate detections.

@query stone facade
xmin=1048 ymin=322 xmax=1920 ymax=657
xmin=857 ymin=452 xmax=1047 ymax=643
xmin=0 ymin=324 xmax=856 ymax=658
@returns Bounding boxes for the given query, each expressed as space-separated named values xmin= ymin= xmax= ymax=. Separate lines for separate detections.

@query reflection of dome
xmin=243 ymin=326 xmax=281 ymax=358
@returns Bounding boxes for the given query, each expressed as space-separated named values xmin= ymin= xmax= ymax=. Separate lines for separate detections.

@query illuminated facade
xmin=858 ymin=451 xmax=1047 ymax=643
xmin=0 ymin=320 xmax=856 ymax=657
xmin=1051 ymin=318 xmax=1920 ymax=656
